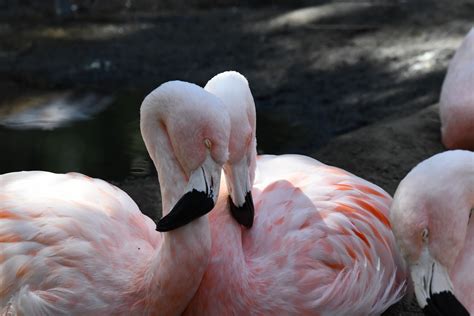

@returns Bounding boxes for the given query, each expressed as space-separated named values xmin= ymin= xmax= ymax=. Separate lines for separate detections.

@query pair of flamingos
xmin=0 ymin=69 xmax=472 ymax=315
xmin=1 ymin=72 xmax=405 ymax=315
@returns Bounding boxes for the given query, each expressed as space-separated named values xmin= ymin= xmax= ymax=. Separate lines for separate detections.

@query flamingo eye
xmin=204 ymin=138 xmax=212 ymax=149
xmin=421 ymin=228 xmax=429 ymax=242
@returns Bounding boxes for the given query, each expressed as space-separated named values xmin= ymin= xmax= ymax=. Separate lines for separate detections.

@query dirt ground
xmin=1 ymin=0 xmax=473 ymax=314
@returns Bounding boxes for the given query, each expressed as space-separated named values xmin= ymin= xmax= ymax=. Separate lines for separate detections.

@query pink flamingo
xmin=184 ymin=71 xmax=407 ymax=315
xmin=0 ymin=81 xmax=231 ymax=315
xmin=440 ymin=28 xmax=474 ymax=150
xmin=390 ymin=150 xmax=473 ymax=315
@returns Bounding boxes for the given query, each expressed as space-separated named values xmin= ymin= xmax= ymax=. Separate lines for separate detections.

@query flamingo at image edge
xmin=0 ymin=81 xmax=232 ymax=315
xmin=440 ymin=28 xmax=474 ymax=150
xmin=390 ymin=150 xmax=474 ymax=316
xmin=183 ymin=71 xmax=407 ymax=315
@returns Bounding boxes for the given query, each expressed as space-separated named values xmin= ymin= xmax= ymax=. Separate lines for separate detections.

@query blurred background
xmin=1 ymin=0 xmax=472 ymax=314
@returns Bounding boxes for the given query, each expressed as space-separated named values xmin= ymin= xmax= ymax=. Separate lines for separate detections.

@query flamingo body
xmin=0 ymin=171 xmax=160 ymax=314
xmin=185 ymin=154 xmax=406 ymax=315
xmin=440 ymin=28 xmax=474 ymax=150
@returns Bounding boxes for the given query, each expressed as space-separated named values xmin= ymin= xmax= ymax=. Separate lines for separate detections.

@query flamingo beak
xmin=228 ymin=192 xmax=254 ymax=229
xmin=156 ymin=155 xmax=221 ymax=232
xmin=411 ymin=250 xmax=469 ymax=316
xmin=224 ymin=158 xmax=254 ymax=228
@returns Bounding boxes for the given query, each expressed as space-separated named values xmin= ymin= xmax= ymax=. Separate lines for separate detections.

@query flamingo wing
xmin=243 ymin=155 xmax=406 ymax=315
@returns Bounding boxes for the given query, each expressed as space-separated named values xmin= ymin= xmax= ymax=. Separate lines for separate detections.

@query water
xmin=0 ymin=90 xmax=308 ymax=181
xmin=0 ymin=91 xmax=154 ymax=180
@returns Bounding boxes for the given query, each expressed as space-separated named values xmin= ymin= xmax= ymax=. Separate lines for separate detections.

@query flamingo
xmin=183 ymin=71 xmax=407 ymax=315
xmin=440 ymin=28 xmax=474 ymax=150
xmin=0 ymin=81 xmax=231 ymax=315
xmin=390 ymin=150 xmax=474 ymax=315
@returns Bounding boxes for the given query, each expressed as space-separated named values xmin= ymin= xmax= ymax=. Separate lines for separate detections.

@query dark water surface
xmin=0 ymin=91 xmax=301 ymax=181
xmin=0 ymin=92 xmax=154 ymax=180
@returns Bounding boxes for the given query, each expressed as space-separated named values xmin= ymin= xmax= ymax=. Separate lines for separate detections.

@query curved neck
xmin=141 ymin=108 xmax=188 ymax=216
xmin=468 ymin=160 xmax=474 ymax=209
xmin=457 ymin=155 xmax=474 ymax=214
xmin=144 ymin=219 xmax=211 ymax=315
xmin=248 ymin=140 xmax=257 ymax=185
xmin=186 ymin=192 xmax=262 ymax=314
xmin=136 ymin=108 xmax=212 ymax=315
xmin=434 ymin=154 xmax=474 ymax=269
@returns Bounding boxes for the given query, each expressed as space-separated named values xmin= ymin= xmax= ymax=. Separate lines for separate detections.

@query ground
xmin=1 ymin=0 xmax=472 ymax=314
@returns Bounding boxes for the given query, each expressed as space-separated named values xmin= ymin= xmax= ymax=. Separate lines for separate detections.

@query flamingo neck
xmin=141 ymin=218 xmax=211 ymax=315
xmin=131 ymin=170 xmax=212 ymax=315
xmin=432 ymin=153 xmax=474 ymax=269
xmin=459 ymin=155 xmax=474 ymax=220
xmin=137 ymin=112 xmax=212 ymax=314
xmin=469 ymin=164 xmax=474 ymax=209
xmin=185 ymin=196 xmax=262 ymax=313
xmin=451 ymin=164 xmax=474 ymax=296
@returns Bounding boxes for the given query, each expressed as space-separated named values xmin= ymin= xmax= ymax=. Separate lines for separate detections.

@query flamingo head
xmin=390 ymin=151 xmax=473 ymax=316
xmin=205 ymin=71 xmax=257 ymax=228
xmin=140 ymin=80 xmax=230 ymax=232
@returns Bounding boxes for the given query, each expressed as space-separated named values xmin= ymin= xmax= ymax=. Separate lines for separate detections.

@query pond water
xmin=0 ymin=92 xmax=153 ymax=180
xmin=0 ymin=91 xmax=302 ymax=181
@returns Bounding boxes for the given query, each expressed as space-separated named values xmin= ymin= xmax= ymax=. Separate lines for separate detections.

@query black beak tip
xmin=156 ymin=189 xmax=215 ymax=232
xmin=156 ymin=216 xmax=182 ymax=233
xmin=156 ymin=219 xmax=174 ymax=232
xmin=229 ymin=191 xmax=255 ymax=229
xmin=422 ymin=291 xmax=469 ymax=316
